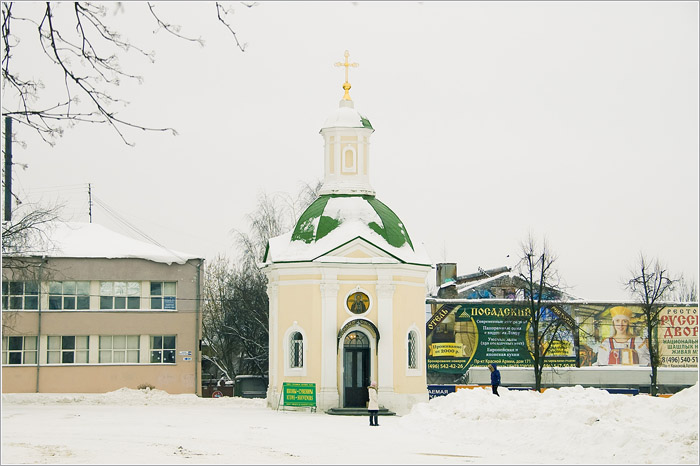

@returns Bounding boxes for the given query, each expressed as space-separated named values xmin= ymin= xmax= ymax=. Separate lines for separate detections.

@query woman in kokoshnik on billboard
xmin=595 ymin=306 xmax=651 ymax=366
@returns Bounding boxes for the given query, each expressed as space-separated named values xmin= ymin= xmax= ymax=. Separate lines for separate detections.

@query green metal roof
xmin=290 ymin=194 xmax=414 ymax=250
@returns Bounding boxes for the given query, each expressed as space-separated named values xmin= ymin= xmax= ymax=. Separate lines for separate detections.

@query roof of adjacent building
xmin=4 ymin=221 xmax=201 ymax=265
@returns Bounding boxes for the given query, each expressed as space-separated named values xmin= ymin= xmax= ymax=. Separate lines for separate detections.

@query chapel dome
xmin=291 ymin=194 xmax=413 ymax=250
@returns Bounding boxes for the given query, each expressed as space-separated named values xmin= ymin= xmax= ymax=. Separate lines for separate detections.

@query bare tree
xmin=2 ymin=2 xmax=251 ymax=146
xmin=201 ymin=255 xmax=268 ymax=380
xmin=2 ymin=202 xmax=62 ymax=332
xmin=514 ymin=234 xmax=574 ymax=391
xmin=671 ymin=275 xmax=698 ymax=303
xmin=201 ymin=183 xmax=320 ymax=381
xmin=625 ymin=253 xmax=680 ymax=396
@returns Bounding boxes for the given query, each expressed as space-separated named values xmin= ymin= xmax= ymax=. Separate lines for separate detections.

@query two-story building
xmin=2 ymin=221 xmax=204 ymax=394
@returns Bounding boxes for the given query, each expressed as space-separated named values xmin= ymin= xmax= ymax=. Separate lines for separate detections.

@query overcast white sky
xmin=6 ymin=1 xmax=699 ymax=300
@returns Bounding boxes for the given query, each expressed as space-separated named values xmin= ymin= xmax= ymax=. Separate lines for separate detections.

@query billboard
xmin=426 ymin=303 xmax=577 ymax=374
xmin=577 ymin=304 xmax=698 ymax=368
xmin=658 ymin=306 xmax=698 ymax=367
xmin=427 ymin=302 xmax=698 ymax=378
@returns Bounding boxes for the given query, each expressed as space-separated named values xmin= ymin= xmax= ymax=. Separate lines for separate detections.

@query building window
xmin=290 ymin=332 xmax=303 ymax=368
xmin=2 ymin=281 xmax=39 ymax=310
xmin=49 ymin=281 xmax=90 ymax=310
xmin=2 ymin=336 xmax=38 ymax=365
xmin=408 ymin=330 xmax=418 ymax=369
xmin=150 ymin=282 xmax=176 ymax=310
xmin=47 ymin=336 xmax=89 ymax=364
xmin=342 ymin=144 xmax=357 ymax=173
xmin=100 ymin=281 xmax=141 ymax=310
xmin=99 ymin=335 xmax=140 ymax=363
xmin=150 ymin=335 xmax=176 ymax=363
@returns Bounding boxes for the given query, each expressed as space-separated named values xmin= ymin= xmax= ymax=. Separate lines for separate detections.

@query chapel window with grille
xmin=408 ymin=330 xmax=418 ymax=369
xmin=290 ymin=332 xmax=303 ymax=368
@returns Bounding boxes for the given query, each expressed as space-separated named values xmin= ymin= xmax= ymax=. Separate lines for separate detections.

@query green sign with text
xmin=282 ymin=382 xmax=316 ymax=407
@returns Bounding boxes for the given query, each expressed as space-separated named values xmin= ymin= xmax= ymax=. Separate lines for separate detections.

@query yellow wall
xmin=271 ymin=265 xmax=429 ymax=404
xmin=393 ymin=283 xmax=428 ymax=393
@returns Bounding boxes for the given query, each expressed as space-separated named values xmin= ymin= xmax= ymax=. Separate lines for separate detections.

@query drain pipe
xmin=35 ymin=256 xmax=46 ymax=393
xmin=194 ymin=259 xmax=202 ymax=396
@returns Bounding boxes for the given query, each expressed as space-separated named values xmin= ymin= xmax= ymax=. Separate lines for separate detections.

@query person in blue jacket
xmin=488 ymin=363 xmax=501 ymax=396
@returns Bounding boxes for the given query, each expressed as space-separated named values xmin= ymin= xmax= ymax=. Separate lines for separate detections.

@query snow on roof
xmin=10 ymin=221 xmax=201 ymax=265
xmin=265 ymin=212 xmax=431 ymax=266
xmin=266 ymin=225 xmax=431 ymax=266
xmin=454 ymin=270 xmax=514 ymax=294
xmin=264 ymin=194 xmax=430 ymax=266
xmin=321 ymin=100 xmax=373 ymax=130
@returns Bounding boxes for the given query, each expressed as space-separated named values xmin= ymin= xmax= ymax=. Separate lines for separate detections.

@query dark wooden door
xmin=344 ymin=347 xmax=370 ymax=407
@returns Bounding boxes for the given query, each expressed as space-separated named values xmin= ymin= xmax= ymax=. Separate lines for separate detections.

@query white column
xmin=357 ymin=137 xmax=365 ymax=177
xmin=266 ymin=280 xmax=279 ymax=407
xmin=324 ymin=137 xmax=332 ymax=178
xmin=376 ymin=281 xmax=395 ymax=396
xmin=334 ymin=138 xmax=342 ymax=180
xmin=319 ymin=278 xmax=340 ymax=409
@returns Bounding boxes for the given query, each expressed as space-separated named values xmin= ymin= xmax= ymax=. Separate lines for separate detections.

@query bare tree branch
xmin=2 ymin=2 xmax=251 ymax=146
xmin=624 ymin=253 xmax=680 ymax=396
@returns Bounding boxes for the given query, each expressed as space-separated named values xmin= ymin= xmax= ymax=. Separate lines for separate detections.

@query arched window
xmin=290 ymin=332 xmax=303 ymax=368
xmin=407 ymin=330 xmax=418 ymax=369
xmin=344 ymin=331 xmax=369 ymax=347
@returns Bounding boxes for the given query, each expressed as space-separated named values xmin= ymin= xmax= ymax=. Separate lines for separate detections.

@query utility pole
xmin=4 ymin=116 xmax=12 ymax=222
xmin=88 ymin=183 xmax=93 ymax=223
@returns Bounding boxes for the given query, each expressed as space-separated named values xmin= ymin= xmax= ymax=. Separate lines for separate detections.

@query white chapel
xmin=261 ymin=52 xmax=431 ymax=414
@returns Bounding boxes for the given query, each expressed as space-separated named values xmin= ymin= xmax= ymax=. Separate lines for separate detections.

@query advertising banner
xmin=557 ymin=304 xmax=698 ymax=368
xmin=426 ymin=303 xmax=576 ymax=374
xmin=658 ymin=306 xmax=698 ymax=367
xmin=427 ymin=300 xmax=698 ymax=384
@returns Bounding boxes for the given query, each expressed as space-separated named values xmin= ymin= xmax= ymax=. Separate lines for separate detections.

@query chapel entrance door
xmin=343 ymin=331 xmax=370 ymax=408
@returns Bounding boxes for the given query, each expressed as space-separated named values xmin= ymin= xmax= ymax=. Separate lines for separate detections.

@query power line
xmin=91 ymin=194 xmax=189 ymax=264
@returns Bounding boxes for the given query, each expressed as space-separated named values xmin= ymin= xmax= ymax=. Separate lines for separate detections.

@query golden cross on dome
xmin=334 ymin=50 xmax=359 ymax=101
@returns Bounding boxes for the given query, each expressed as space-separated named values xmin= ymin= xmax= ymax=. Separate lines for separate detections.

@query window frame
xmin=99 ymin=281 xmax=141 ymax=310
xmin=406 ymin=325 xmax=422 ymax=376
xmin=2 ymin=281 xmax=39 ymax=310
xmin=47 ymin=335 xmax=89 ymax=364
xmin=2 ymin=335 xmax=38 ymax=365
xmin=407 ymin=330 xmax=418 ymax=369
xmin=149 ymin=335 xmax=176 ymax=364
xmin=150 ymin=281 xmax=177 ymax=310
xmin=290 ymin=332 xmax=304 ymax=369
xmin=283 ymin=325 xmax=307 ymax=376
xmin=48 ymin=281 xmax=91 ymax=310
xmin=99 ymin=335 xmax=140 ymax=364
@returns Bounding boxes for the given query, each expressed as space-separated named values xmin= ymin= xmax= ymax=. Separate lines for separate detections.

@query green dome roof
xmin=291 ymin=194 xmax=414 ymax=250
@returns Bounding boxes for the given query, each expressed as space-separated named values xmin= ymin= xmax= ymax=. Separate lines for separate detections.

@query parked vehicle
xmin=233 ymin=375 xmax=267 ymax=398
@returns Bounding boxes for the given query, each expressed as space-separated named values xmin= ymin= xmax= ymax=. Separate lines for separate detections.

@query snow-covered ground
xmin=2 ymin=384 xmax=698 ymax=464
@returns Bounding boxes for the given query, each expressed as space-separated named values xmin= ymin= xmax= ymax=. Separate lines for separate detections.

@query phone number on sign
xmin=660 ymin=356 xmax=698 ymax=365
xmin=427 ymin=362 xmax=465 ymax=370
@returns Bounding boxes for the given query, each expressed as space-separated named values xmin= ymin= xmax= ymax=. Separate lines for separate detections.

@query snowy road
xmin=2 ymin=385 xmax=698 ymax=464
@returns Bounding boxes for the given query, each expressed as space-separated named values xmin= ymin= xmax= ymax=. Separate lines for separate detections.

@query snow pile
xmin=2 ymin=385 xmax=697 ymax=464
xmin=2 ymin=387 xmax=267 ymax=408
xmin=401 ymin=384 xmax=699 ymax=464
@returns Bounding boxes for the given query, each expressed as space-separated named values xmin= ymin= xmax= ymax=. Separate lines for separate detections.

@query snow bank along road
xmin=1 ymin=384 xmax=698 ymax=464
